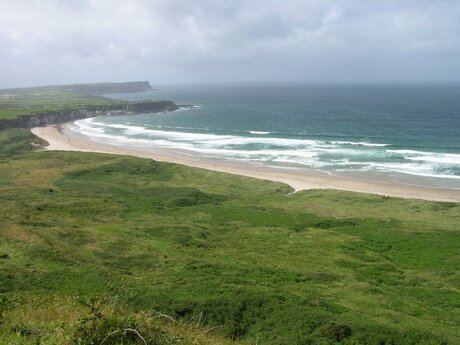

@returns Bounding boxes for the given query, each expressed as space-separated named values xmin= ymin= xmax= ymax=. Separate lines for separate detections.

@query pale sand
xmin=31 ymin=125 xmax=460 ymax=202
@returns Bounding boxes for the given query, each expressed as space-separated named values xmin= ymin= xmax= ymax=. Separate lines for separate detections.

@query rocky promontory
xmin=0 ymin=101 xmax=179 ymax=130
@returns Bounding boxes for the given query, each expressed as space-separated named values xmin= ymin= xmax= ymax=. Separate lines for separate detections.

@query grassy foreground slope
xmin=0 ymin=129 xmax=459 ymax=344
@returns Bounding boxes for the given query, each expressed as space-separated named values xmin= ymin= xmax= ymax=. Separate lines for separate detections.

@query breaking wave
xmin=70 ymin=118 xmax=460 ymax=182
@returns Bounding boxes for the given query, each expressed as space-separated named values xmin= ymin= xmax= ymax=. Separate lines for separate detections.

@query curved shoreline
xmin=31 ymin=124 xmax=460 ymax=202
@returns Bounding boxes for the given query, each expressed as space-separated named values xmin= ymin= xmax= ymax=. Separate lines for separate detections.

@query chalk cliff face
xmin=0 ymin=101 xmax=178 ymax=130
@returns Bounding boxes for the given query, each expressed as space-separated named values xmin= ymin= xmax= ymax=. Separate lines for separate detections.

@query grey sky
xmin=1 ymin=0 xmax=460 ymax=87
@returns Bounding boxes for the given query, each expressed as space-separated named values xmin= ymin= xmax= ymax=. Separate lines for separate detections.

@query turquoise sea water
xmin=70 ymin=83 xmax=460 ymax=189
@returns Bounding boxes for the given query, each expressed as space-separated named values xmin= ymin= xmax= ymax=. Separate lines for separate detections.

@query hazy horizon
xmin=1 ymin=0 xmax=460 ymax=88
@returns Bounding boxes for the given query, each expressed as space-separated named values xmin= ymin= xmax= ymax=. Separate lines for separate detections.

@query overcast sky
xmin=1 ymin=0 xmax=460 ymax=88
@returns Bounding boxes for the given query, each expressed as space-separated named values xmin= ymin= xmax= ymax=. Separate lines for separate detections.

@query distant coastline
xmin=32 ymin=124 xmax=460 ymax=202
xmin=0 ymin=81 xmax=187 ymax=133
xmin=0 ymin=100 xmax=182 ymax=130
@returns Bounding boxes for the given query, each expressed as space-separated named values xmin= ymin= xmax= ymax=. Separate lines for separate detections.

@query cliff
xmin=0 ymin=101 xmax=179 ymax=130
xmin=59 ymin=81 xmax=154 ymax=96
xmin=0 ymin=81 xmax=154 ymax=97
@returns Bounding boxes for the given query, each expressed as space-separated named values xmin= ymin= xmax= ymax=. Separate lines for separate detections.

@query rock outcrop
xmin=0 ymin=101 xmax=179 ymax=130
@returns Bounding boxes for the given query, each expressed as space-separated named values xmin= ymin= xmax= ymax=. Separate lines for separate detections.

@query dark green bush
xmin=320 ymin=321 xmax=352 ymax=342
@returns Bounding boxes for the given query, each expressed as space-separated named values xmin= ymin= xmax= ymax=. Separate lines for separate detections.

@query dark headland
xmin=0 ymin=80 xmax=154 ymax=96
xmin=0 ymin=81 xmax=180 ymax=129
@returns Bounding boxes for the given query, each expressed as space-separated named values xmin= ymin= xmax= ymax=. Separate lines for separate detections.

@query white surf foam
xmin=362 ymin=162 xmax=460 ymax=180
xmin=249 ymin=131 xmax=271 ymax=135
xmin=330 ymin=141 xmax=388 ymax=147
xmin=71 ymin=118 xmax=460 ymax=181
xmin=386 ymin=149 xmax=460 ymax=165
xmin=386 ymin=149 xmax=432 ymax=155
xmin=85 ymin=120 xmax=324 ymax=148
xmin=407 ymin=154 xmax=460 ymax=165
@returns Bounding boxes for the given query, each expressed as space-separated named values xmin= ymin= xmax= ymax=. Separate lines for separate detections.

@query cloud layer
xmin=1 ymin=0 xmax=460 ymax=87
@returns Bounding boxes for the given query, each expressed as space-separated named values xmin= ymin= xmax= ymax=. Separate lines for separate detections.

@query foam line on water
xmin=86 ymin=119 xmax=323 ymax=147
xmin=71 ymin=118 xmax=460 ymax=181
xmin=387 ymin=149 xmax=460 ymax=165
xmin=249 ymin=131 xmax=271 ymax=135
xmin=330 ymin=141 xmax=388 ymax=147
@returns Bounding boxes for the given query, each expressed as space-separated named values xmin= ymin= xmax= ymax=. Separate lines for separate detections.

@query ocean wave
xmin=191 ymin=147 xmax=319 ymax=159
xmin=90 ymin=121 xmax=236 ymax=142
xmin=330 ymin=141 xmax=389 ymax=147
xmin=249 ymin=131 xmax=271 ymax=135
xmin=362 ymin=162 xmax=460 ymax=180
xmin=386 ymin=149 xmax=460 ymax=165
xmin=71 ymin=118 xmax=460 ymax=181
xmin=85 ymin=120 xmax=323 ymax=147
xmin=314 ymin=147 xmax=385 ymax=157
xmin=83 ymin=120 xmax=391 ymax=151
xmin=406 ymin=154 xmax=460 ymax=165
xmin=174 ymin=105 xmax=200 ymax=112
xmin=386 ymin=149 xmax=432 ymax=155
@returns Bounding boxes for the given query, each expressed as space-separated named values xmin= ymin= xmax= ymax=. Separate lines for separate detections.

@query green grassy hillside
xmin=0 ymin=85 xmax=114 ymax=120
xmin=0 ymin=81 xmax=152 ymax=120
xmin=0 ymin=129 xmax=459 ymax=344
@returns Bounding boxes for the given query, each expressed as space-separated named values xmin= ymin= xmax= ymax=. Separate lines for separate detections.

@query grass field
xmin=0 ymin=91 xmax=122 ymax=120
xmin=0 ymin=82 xmax=151 ymax=120
xmin=0 ymin=128 xmax=459 ymax=344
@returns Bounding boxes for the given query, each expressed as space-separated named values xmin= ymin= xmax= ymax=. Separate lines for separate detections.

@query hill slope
xmin=0 ymin=128 xmax=459 ymax=344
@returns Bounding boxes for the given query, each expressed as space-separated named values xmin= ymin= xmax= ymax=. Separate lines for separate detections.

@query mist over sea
xmin=70 ymin=83 xmax=460 ymax=189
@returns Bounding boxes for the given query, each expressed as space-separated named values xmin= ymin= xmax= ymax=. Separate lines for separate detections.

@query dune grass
xmin=0 ymin=128 xmax=459 ymax=344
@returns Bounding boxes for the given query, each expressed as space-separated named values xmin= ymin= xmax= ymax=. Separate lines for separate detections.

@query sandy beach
xmin=31 ymin=124 xmax=460 ymax=202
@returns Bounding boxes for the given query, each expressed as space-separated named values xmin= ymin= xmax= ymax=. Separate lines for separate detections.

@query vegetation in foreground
xmin=0 ymin=128 xmax=459 ymax=344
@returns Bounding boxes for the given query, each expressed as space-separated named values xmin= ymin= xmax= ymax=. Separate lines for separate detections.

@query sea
xmin=69 ymin=82 xmax=460 ymax=189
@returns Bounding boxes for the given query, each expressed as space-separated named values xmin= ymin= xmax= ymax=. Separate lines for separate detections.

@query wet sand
xmin=31 ymin=125 xmax=460 ymax=202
